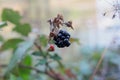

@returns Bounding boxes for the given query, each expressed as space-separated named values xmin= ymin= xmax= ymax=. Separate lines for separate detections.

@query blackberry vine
xmin=48 ymin=14 xmax=73 ymax=48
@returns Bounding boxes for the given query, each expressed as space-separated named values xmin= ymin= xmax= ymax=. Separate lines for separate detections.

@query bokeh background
xmin=1 ymin=0 xmax=120 ymax=80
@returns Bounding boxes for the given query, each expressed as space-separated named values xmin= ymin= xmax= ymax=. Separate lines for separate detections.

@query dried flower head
xmin=64 ymin=21 xmax=74 ymax=30
xmin=57 ymin=14 xmax=64 ymax=21
xmin=53 ymin=14 xmax=64 ymax=28
xmin=103 ymin=0 xmax=120 ymax=19
xmin=48 ymin=14 xmax=73 ymax=43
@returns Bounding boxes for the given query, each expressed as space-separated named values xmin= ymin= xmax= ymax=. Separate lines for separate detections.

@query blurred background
xmin=1 ymin=0 xmax=120 ymax=80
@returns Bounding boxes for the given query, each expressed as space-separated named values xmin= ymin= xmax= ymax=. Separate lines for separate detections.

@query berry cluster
xmin=53 ymin=30 xmax=71 ymax=48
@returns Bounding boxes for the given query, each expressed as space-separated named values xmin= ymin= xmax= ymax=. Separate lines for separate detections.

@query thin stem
xmin=89 ymin=26 xmax=119 ymax=80
xmin=34 ymin=42 xmax=64 ymax=80
xmin=45 ymin=58 xmax=60 ymax=80
xmin=19 ymin=64 xmax=45 ymax=73
xmin=19 ymin=64 xmax=59 ymax=80
xmin=34 ymin=42 xmax=46 ymax=57
xmin=89 ymin=47 xmax=108 ymax=80
xmin=0 ymin=64 xmax=7 ymax=67
xmin=34 ymin=42 xmax=42 ymax=52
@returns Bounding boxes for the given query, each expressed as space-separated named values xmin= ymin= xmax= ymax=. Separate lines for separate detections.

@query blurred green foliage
xmin=0 ymin=7 xmax=119 ymax=80
xmin=0 ymin=8 xmax=79 ymax=80
xmin=13 ymin=23 xmax=31 ymax=36
xmin=2 ymin=8 xmax=21 ymax=25
xmin=19 ymin=55 xmax=32 ymax=80
xmin=0 ymin=38 xmax=24 ymax=51
xmin=5 ymin=40 xmax=34 ymax=75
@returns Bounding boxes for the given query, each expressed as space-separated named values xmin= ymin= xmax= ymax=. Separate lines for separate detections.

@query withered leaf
xmin=65 ymin=21 xmax=74 ymax=30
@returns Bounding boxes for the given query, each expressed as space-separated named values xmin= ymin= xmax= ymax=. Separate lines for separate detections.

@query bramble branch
xmin=19 ymin=64 xmax=64 ymax=80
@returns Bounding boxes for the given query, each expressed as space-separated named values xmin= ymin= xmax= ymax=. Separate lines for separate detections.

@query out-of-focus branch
xmin=100 ymin=59 xmax=108 ymax=80
xmin=19 ymin=64 xmax=58 ymax=80
xmin=89 ymin=47 xmax=108 ymax=80
xmin=34 ymin=42 xmax=64 ymax=80
xmin=19 ymin=64 xmax=64 ymax=80
xmin=0 ymin=64 xmax=64 ymax=80
xmin=34 ymin=42 xmax=42 ymax=52
xmin=19 ymin=64 xmax=44 ymax=73
xmin=0 ymin=64 xmax=7 ymax=68
xmin=89 ymin=34 xmax=117 ymax=80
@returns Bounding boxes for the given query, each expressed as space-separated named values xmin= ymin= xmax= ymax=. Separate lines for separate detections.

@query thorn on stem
xmin=112 ymin=14 xmax=116 ymax=19
xmin=103 ymin=12 xmax=106 ymax=16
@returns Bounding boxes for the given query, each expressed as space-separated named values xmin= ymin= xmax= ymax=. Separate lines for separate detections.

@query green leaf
xmin=50 ymin=54 xmax=62 ymax=61
xmin=0 ymin=21 xmax=7 ymax=28
xmin=32 ymin=51 xmax=43 ymax=56
xmin=19 ymin=55 xmax=32 ymax=80
xmin=39 ymin=35 xmax=48 ymax=47
xmin=70 ymin=38 xmax=80 ymax=44
xmin=21 ymin=54 xmax=32 ymax=67
xmin=4 ymin=39 xmax=34 ymax=75
xmin=2 ymin=8 xmax=21 ymax=24
xmin=13 ymin=23 xmax=31 ymax=36
xmin=0 ymin=38 xmax=24 ymax=51
xmin=35 ymin=59 xmax=47 ymax=66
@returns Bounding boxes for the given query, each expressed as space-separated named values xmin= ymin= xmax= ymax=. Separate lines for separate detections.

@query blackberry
xmin=61 ymin=36 xmax=65 ymax=40
xmin=53 ymin=30 xmax=71 ymax=48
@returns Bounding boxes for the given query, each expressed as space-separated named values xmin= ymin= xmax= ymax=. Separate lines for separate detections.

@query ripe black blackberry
xmin=53 ymin=30 xmax=71 ymax=48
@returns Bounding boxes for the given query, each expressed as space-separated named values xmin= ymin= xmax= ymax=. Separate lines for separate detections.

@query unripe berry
xmin=48 ymin=44 xmax=55 ymax=51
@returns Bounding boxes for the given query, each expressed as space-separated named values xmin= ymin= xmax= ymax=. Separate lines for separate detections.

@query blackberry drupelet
xmin=53 ymin=30 xmax=71 ymax=48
